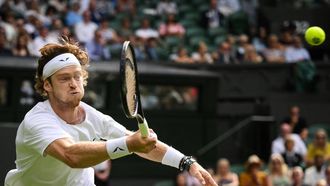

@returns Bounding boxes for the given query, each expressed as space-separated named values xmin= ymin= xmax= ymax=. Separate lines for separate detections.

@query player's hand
xmin=126 ymin=129 xmax=157 ymax=153
xmin=189 ymin=162 xmax=218 ymax=186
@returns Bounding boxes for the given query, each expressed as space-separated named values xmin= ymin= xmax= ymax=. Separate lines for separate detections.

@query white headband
xmin=42 ymin=53 xmax=81 ymax=80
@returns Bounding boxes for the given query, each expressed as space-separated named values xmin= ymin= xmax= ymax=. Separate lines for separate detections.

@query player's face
xmin=46 ymin=65 xmax=84 ymax=107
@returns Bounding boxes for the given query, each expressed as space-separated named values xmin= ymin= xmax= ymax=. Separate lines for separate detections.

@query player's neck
xmin=48 ymin=99 xmax=84 ymax=125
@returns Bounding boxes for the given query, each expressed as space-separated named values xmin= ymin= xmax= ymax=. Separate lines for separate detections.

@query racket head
xmin=120 ymin=41 xmax=141 ymax=119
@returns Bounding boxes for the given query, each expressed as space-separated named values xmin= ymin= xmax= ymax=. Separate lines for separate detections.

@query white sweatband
xmin=42 ymin=53 xmax=81 ymax=80
xmin=106 ymin=136 xmax=132 ymax=159
xmin=161 ymin=147 xmax=185 ymax=169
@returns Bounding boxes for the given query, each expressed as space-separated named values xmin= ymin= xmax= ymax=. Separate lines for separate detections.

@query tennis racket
xmin=120 ymin=41 xmax=150 ymax=137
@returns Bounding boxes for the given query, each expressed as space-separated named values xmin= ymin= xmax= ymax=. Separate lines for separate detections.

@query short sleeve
xmin=102 ymin=115 xmax=127 ymax=139
xmin=23 ymin=113 xmax=71 ymax=156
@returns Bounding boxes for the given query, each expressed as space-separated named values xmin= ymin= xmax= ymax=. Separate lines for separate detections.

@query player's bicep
xmin=44 ymin=138 xmax=74 ymax=163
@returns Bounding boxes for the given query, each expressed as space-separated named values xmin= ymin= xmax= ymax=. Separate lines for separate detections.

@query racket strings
xmin=125 ymin=60 xmax=137 ymax=116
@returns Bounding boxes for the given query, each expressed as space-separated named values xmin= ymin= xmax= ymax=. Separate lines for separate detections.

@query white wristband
xmin=161 ymin=147 xmax=185 ymax=169
xmin=106 ymin=136 xmax=132 ymax=159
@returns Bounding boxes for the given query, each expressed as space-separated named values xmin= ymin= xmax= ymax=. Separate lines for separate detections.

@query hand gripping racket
xmin=120 ymin=41 xmax=150 ymax=137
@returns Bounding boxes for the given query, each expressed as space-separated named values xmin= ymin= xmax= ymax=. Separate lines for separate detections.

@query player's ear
xmin=43 ymin=78 xmax=52 ymax=92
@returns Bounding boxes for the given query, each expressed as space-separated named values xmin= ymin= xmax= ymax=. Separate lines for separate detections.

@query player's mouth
xmin=70 ymin=91 xmax=80 ymax=95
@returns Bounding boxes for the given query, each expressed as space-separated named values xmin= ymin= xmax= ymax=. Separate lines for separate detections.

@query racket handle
xmin=138 ymin=118 xmax=150 ymax=137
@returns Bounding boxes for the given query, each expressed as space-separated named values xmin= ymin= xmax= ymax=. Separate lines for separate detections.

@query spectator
xmin=201 ymin=0 xmax=225 ymax=29
xmin=284 ymin=36 xmax=311 ymax=63
xmin=252 ymin=26 xmax=268 ymax=54
xmin=304 ymin=154 xmax=326 ymax=186
xmin=306 ymin=129 xmax=330 ymax=166
xmin=214 ymin=158 xmax=239 ymax=186
xmin=0 ymin=12 xmax=17 ymax=47
xmin=176 ymin=172 xmax=187 ymax=186
xmin=271 ymin=123 xmax=307 ymax=157
xmin=98 ymin=19 xmax=121 ymax=46
xmin=0 ymin=26 xmax=12 ymax=55
xmin=282 ymin=106 xmax=308 ymax=142
xmin=281 ymin=137 xmax=303 ymax=168
xmin=263 ymin=34 xmax=285 ymax=63
xmin=91 ymin=0 xmax=115 ymax=19
xmin=316 ymin=179 xmax=327 ymax=186
xmin=291 ymin=166 xmax=305 ymax=186
xmin=85 ymin=29 xmax=111 ymax=61
xmin=65 ymin=2 xmax=82 ymax=27
xmin=8 ymin=0 xmax=27 ymax=17
xmin=116 ymin=0 xmax=136 ymax=15
xmin=213 ymin=41 xmax=237 ymax=64
xmin=74 ymin=10 xmax=98 ymax=45
xmin=145 ymin=38 xmax=158 ymax=61
xmin=236 ymin=34 xmax=250 ymax=62
xmin=12 ymin=33 xmax=30 ymax=57
xmin=192 ymin=41 xmax=214 ymax=64
xmin=48 ymin=18 xmax=64 ymax=39
xmin=218 ymin=0 xmax=241 ymax=17
xmin=28 ymin=26 xmax=57 ymax=56
xmin=23 ymin=14 xmax=41 ymax=38
xmin=158 ymin=14 xmax=185 ymax=38
xmin=157 ymin=0 xmax=178 ymax=15
xmin=240 ymin=155 xmax=268 ymax=186
xmin=171 ymin=47 xmax=194 ymax=64
xmin=43 ymin=5 xmax=58 ymax=27
xmin=267 ymin=154 xmax=291 ymax=186
xmin=89 ymin=0 xmax=104 ymax=24
xmin=135 ymin=18 xmax=159 ymax=42
xmin=119 ymin=18 xmax=133 ymax=41
xmin=243 ymin=44 xmax=263 ymax=63
xmin=93 ymin=160 xmax=111 ymax=186
xmin=49 ymin=0 xmax=67 ymax=13
xmin=279 ymin=30 xmax=293 ymax=47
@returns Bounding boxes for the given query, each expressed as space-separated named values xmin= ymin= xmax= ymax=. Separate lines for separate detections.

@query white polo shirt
xmin=5 ymin=100 xmax=127 ymax=186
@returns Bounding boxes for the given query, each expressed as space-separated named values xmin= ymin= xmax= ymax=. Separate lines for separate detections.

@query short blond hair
xmin=34 ymin=38 xmax=89 ymax=97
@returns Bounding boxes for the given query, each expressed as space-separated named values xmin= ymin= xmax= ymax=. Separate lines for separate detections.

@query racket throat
xmin=136 ymin=114 xmax=144 ymax=124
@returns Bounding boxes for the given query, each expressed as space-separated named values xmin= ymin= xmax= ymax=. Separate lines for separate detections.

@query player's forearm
xmin=135 ymin=141 xmax=168 ymax=162
xmin=63 ymin=141 xmax=109 ymax=168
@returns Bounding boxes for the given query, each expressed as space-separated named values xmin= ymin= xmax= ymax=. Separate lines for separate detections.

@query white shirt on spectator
xmin=218 ymin=0 xmax=241 ymax=16
xmin=285 ymin=46 xmax=311 ymax=63
xmin=271 ymin=134 xmax=307 ymax=156
xmin=303 ymin=166 xmax=326 ymax=186
xmin=135 ymin=28 xmax=159 ymax=40
xmin=157 ymin=1 xmax=177 ymax=15
xmin=29 ymin=36 xmax=58 ymax=56
xmin=74 ymin=21 xmax=98 ymax=44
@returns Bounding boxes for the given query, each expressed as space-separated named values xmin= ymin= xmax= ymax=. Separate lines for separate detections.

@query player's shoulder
xmin=23 ymin=100 xmax=58 ymax=128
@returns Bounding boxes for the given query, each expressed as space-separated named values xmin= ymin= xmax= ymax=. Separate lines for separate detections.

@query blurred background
xmin=0 ymin=0 xmax=330 ymax=185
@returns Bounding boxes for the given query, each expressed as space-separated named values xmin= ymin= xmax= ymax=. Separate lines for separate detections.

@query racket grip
xmin=138 ymin=118 xmax=150 ymax=137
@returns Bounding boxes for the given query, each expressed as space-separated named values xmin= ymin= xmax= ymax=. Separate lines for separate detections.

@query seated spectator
xmin=279 ymin=30 xmax=294 ymax=47
xmin=306 ymin=129 xmax=330 ymax=166
xmin=201 ymin=0 xmax=225 ymax=30
xmin=0 ymin=27 xmax=12 ymax=55
xmin=214 ymin=158 xmax=239 ymax=186
xmin=263 ymin=34 xmax=285 ymax=63
xmin=98 ymin=19 xmax=121 ymax=46
xmin=74 ymin=10 xmax=98 ymax=45
xmin=28 ymin=26 xmax=57 ymax=56
xmin=157 ymin=0 xmax=178 ymax=15
xmin=176 ymin=172 xmax=187 ymax=186
xmin=48 ymin=18 xmax=64 ymax=39
xmin=316 ymin=179 xmax=327 ymax=186
xmin=240 ymin=155 xmax=268 ymax=186
xmin=267 ymin=154 xmax=291 ymax=186
xmin=271 ymin=123 xmax=306 ymax=157
xmin=236 ymin=34 xmax=250 ymax=62
xmin=218 ymin=0 xmax=241 ymax=17
xmin=158 ymin=14 xmax=185 ymax=38
xmin=116 ymin=0 xmax=136 ymax=15
xmin=252 ymin=26 xmax=268 ymax=54
xmin=65 ymin=2 xmax=82 ymax=27
xmin=119 ymin=18 xmax=134 ymax=41
xmin=291 ymin=166 xmax=305 ymax=186
xmin=23 ymin=14 xmax=40 ymax=38
xmin=304 ymin=154 xmax=326 ymax=186
xmin=135 ymin=18 xmax=159 ymax=42
xmin=85 ymin=29 xmax=111 ymax=61
xmin=284 ymin=36 xmax=311 ymax=63
xmin=243 ymin=44 xmax=263 ymax=63
xmin=281 ymin=137 xmax=303 ymax=168
xmin=0 ymin=11 xmax=16 ymax=47
xmin=282 ymin=106 xmax=308 ymax=142
xmin=88 ymin=0 xmax=104 ymax=24
xmin=176 ymin=171 xmax=201 ymax=186
xmin=93 ymin=160 xmax=111 ymax=186
xmin=213 ymin=41 xmax=237 ymax=64
xmin=145 ymin=38 xmax=158 ymax=61
xmin=12 ymin=33 xmax=30 ymax=57
xmin=192 ymin=42 xmax=214 ymax=64
xmin=171 ymin=47 xmax=194 ymax=64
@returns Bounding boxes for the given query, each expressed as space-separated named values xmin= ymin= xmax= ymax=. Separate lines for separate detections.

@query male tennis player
xmin=5 ymin=39 xmax=217 ymax=186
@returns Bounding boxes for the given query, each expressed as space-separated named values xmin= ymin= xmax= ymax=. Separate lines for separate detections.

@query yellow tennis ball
xmin=305 ymin=26 xmax=326 ymax=46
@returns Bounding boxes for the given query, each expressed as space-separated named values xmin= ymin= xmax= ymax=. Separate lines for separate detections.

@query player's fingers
xmin=201 ymin=170 xmax=218 ymax=186
xmin=193 ymin=171 xmax=206 ymax=185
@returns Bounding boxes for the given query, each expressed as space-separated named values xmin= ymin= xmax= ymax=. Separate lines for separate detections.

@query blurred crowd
xmin=175 ymin=105 xmax=330 ymax=186
xmin=0 ymin=0 xmax=319 ymax=64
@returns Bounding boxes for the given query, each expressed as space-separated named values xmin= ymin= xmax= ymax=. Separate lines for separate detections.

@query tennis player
xmin=5 ymin=39 xmax=217 ymax=186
